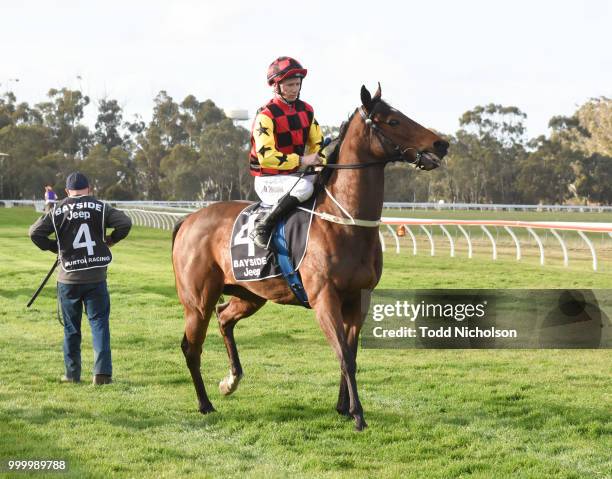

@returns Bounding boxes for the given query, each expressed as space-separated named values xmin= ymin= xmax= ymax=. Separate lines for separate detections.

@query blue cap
xmin=66 ymin=171 xmax=89 ymax=190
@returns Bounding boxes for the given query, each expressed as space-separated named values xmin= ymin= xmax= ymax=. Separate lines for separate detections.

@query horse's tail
xmin=172 ymin=215 xmax=189 ymax=251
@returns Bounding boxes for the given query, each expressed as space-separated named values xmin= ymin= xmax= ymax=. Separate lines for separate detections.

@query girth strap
xmin=272 ymin=219 xmax=311 ymax=308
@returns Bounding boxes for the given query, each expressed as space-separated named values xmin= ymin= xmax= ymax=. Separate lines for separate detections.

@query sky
xmin=3 ymin=0 xmax=611 ymax=139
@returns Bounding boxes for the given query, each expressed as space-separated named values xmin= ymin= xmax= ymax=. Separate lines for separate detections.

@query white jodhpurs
xmin=254 ymin=174 xmax=315 ymax=206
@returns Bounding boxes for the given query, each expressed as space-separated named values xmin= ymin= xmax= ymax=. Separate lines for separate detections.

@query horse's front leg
xmin=313 ymin=287 xmax=367 ymax=431
xmin=336 ymin=297 xmax=367 ymax=418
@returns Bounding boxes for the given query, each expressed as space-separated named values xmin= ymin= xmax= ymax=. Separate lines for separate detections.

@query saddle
xmin=229 ymin=198 xmax=316 ymax=307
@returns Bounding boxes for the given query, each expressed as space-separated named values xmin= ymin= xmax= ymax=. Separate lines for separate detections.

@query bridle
xmin=297 ymin=101 xmax=435 ymax=227
xmin=322 ymin=103 xmax=426 ymax=171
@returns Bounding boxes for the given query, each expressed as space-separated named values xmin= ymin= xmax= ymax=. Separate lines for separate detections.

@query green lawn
xmin=0 ymin=207 xmax=610 ymax=478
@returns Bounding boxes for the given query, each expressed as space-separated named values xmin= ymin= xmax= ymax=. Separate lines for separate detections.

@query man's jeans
xmin=58 ymin=281 xmax=111 ymax=380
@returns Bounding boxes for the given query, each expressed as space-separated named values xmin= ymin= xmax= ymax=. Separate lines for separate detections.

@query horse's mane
xmin=317 ymin=109 xmax=356 ymax=187
xmin=318 ymin=98 xmax=386 ymax=187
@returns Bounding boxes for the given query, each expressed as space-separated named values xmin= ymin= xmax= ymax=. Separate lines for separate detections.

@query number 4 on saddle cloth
xmin=230 ymin=197 xmax=316 ymax=308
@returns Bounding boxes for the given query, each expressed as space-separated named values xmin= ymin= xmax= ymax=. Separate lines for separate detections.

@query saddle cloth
xmin=230 ymin=198 xmax=315 ymax=282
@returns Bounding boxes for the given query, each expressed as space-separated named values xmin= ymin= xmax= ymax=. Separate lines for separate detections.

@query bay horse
xmin=172 ymin=84 xmax=448 ymax=430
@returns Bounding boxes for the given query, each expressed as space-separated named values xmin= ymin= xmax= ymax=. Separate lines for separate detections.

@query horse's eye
xmin=388 ymin=119 xmax=400 ymax=127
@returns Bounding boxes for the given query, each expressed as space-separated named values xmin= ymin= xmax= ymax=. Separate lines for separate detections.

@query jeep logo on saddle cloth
xmin=52 ymin=196 xmax=112 ymax=272
xmin=230 ymin=201 xmax=314 ymax=281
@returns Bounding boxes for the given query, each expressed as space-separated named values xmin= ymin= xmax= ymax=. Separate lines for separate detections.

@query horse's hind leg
xmin=216 ymin=293 xmax=266 ymax=395
xmin=181 ymin=290 xmax=221 ymax=414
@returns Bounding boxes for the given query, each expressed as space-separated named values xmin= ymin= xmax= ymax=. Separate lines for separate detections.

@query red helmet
xmin=267 ymin=56 xmax=307 ymax=86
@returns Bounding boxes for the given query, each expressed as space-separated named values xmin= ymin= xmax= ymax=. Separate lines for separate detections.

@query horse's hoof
xmin=219 ymin=370 xmax=242 ymax=396
xmin=199 ymin=404 xmax=216 ymax=415
xmin=354 ymin=416 xmax=368 ymax=431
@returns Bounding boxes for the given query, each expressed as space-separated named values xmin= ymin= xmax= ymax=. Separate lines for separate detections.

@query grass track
xmin=0 ymin=208 xmax=610 ymax=478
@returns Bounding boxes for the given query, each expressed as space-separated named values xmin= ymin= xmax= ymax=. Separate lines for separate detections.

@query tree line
xmin=0 ymin=88 xmax=610 ymax=204
xmin=387 ymin=99 xmax=612 ymax=205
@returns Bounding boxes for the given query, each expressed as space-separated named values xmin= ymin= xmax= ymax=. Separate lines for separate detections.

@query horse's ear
xmin=361 ymin=85 xmax=372 ymax=111
xmin=373 ymin=82 xmax=382 ymax=101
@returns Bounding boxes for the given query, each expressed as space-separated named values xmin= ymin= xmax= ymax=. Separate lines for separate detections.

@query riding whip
xmin=26 ymin=257 xmax=59 ymax=308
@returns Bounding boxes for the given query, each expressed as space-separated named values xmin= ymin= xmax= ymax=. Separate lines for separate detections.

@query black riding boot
xmin=250 ymin=195 xmax=301 ymax=249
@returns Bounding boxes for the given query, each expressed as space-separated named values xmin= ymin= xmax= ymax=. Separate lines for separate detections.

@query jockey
xmin=249 ymin=56 xmax=326 ymax=249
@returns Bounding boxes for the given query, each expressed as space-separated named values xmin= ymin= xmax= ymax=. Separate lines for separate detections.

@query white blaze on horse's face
xmin=278 ymin=77 xmax=302 ymax=101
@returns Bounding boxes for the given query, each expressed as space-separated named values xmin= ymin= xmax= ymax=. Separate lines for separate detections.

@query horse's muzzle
xmin=434 ymin=140 xmax=450 ymax=157
xmin=417 ymin=140 xmax=448 ymax=170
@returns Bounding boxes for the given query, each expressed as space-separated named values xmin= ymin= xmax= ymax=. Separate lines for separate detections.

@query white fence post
xmin=439 ymin=225 xmax=455 ymax=258
xmin=550 ymin=229 xmax=569 ymax=267
xmin=577 ymin=230 xmax=597 ymax=271
xmin=480 ymin=225 xmax=497 ymax=260
xmin=527 ymin=227 xmax=545 ymax=266
xmin=457 ymin=224 xmax=472 ymax=259
xmin=405 ymin=225 xmax=417 ymax=256
xmin=503 ymin=226 xmax=521 ymax=261
xmin=420 ymin=225 xmax=435 ymax=256
xmin=385 ymin=224 xmax=400 ymax=254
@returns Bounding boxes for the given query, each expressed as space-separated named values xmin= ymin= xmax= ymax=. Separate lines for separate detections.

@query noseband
xmin=358 ymin=105 xmax=426 ymax=169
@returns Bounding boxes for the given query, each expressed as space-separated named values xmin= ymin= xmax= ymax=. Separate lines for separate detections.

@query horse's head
xmin=359 ymin=84 xmax=448 ymax=170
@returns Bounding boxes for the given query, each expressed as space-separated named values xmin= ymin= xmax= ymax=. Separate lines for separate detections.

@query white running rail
xmin=5 ymin=199 xmax=612 ymax=213
xmin=122 ymin=209 xmax=612 ymax=272
xmin=384 ymin=218 xmax=612 ymax=272
xmin=121 ymin=209 xmax=186 ymax=230
xmin=5 ymin=200 xmax=611 ymax=271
